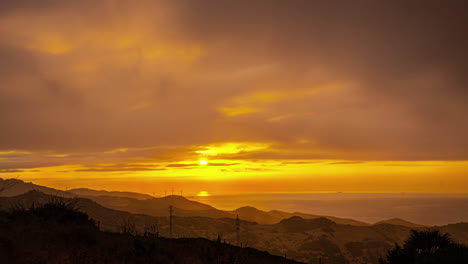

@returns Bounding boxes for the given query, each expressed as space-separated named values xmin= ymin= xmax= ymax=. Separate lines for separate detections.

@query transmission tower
xmin=169 ymin=205 xmax=173 ymax=237
xmin=236 ymin=214 xmax=240 ymax=246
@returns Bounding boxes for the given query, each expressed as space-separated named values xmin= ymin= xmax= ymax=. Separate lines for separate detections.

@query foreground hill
xmin=2 ymin=191 xmax=468 ymax=264
xmin=0 ymin=199 xmax=303 ymax=264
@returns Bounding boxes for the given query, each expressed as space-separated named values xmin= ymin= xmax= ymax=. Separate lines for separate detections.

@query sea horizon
xmin=192 ymin=192 xmax=468 ymax=226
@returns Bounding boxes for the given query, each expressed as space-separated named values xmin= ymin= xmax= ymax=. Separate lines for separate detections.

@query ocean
xmin=191 ymin=193 xmax=468 ymax=226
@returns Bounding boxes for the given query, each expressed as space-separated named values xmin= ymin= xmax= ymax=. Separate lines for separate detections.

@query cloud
xmin=0 ymin=0 xmax=466 ymax=162
xmin=0 ymin=169 xmax=24 ymax=173
xmin=328 ymin=161 xmax=365 ymax=165
xmin=75 ymin=167 xmax=166 ymax=172
xmin=203 ymin=162 xmax=240 ymax=166
xmin=268 ymin=114 xmax=294 ymax=122
xmin=165 ymin=164 xmax=197 ymax=168
xmin=219 ymin=106 xmax=262 ymax=117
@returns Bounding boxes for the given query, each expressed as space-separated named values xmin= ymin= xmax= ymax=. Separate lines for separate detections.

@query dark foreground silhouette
xmin=0 ymin=200 xmax=303 ymax=264
xmin=379 ymin=230 xmax=468 ymax=264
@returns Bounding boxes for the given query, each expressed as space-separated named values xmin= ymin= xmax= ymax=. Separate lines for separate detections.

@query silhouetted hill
xmin=69 ymin=188 xmax=154 ymax=200
xmin=279 ymin=216 xmax=336 ymax=232
xmin=89 ymin=193 xmax=372 ymax=226
xmin=80 ymin=194 xmax=227 ymax=218
xmin=1 ymin=190 xmax=468 ymax=264
xmin=234 ymin=206 xmax=275 ymax=223
xmin=0 ymin=178 xmax=72 ymax=197
xmin=264 ymin=209 xmax=370 ymax=226
xmin=374 ymin=218 xmax=427 ymax=228
xmin=0 ymin=178 xmax=373 ymax=226
xmin=0 ymin=190 xmax=159 ymax=232
xmin=0 ymin=199 xmax=304 ymax=264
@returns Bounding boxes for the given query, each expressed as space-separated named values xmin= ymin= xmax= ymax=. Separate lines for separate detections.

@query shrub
xmin=379 ymin=230 xmax=468 ymax=264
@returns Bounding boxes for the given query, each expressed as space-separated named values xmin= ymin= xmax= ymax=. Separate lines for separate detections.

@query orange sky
xmin=0 ymin=1 xmax=467 ymax=195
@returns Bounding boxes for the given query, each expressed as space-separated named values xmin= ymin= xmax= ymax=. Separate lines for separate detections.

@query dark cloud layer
xmin=0 ymin=0 xmax=467 ymax=161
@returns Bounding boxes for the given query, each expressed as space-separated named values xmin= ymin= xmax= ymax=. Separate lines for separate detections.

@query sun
xmin=197 ymin=191 xmax=211 ymax=197
xmin=199 ymin=159 xmax=208 ymax=165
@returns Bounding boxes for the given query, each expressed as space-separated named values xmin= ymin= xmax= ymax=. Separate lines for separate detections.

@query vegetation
xmin=379 ymin=230 xmax=468 ymax=264
xmin=0 ymin=198 xmax=303 ymax=264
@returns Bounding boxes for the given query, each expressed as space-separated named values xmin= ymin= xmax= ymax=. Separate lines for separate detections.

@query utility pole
xmin=169 ymin=205 xmax=173 ymax=237
xmin=236 ymin=214 xmax=240 ymax=246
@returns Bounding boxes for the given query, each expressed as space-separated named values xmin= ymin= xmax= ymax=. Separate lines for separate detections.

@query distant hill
xmin=234 ymin=206 xmax=369 ymax=226
xmin=0 ymin=178 xmax=372 ymax=226
xmin=0 ymin=178 xmax=72 ymax=197
xmin=234 ymin=206 xmax=276 ymax=223
xmin=374 ymin=218 xmax=427 ymax=228
xmin=278 ymin=216 xmax=336 ymax=232
xmin=87 ymin=194 xmax=372 ymax=226
xmin=69 ymin=188 xmax=155 ymax=200
xmin=80 ymin=194 xmax=225 ymax=218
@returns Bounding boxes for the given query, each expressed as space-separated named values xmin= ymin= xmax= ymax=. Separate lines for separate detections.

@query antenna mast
xmin=236 ymin=214 xmax=240 ymax=246
xmin=169 ymin=205 xmax=173 ymax=237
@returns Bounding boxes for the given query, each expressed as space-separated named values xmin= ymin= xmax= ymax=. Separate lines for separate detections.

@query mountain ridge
xmin=0 ymin=178 xmax=373 ymax=226
xmin=1 ymin=189 xmax=467 ymax=264
xmin=68 ymin=187 xmax=155 ymax=200
xmin=374 ymin=218 xmax=427 ymax=228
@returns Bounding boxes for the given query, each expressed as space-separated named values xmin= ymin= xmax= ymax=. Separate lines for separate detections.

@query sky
xmin=0 ymin=0 xmax=467 ymax=195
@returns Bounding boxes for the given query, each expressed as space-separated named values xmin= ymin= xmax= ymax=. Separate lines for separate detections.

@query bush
xmin=379 ymin=230 xmax=468 ymax=264
xmin=5 ymin=195 xmax=95 ymax=226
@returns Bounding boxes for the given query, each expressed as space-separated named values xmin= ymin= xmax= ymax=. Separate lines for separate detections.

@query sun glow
xmin=195 ymin=142 xmax=271 ymax=156
xmin=197 ymin=191 xmax=211 ymax=197
xmin=199 ymin=160 xmax=208 ymax=165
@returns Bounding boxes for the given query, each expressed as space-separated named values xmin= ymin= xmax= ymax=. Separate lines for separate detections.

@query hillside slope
xmin=0 ymin=199 xmax=304 ymax=264
xmin=2 ymin=191 xmax=467 ymax=264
